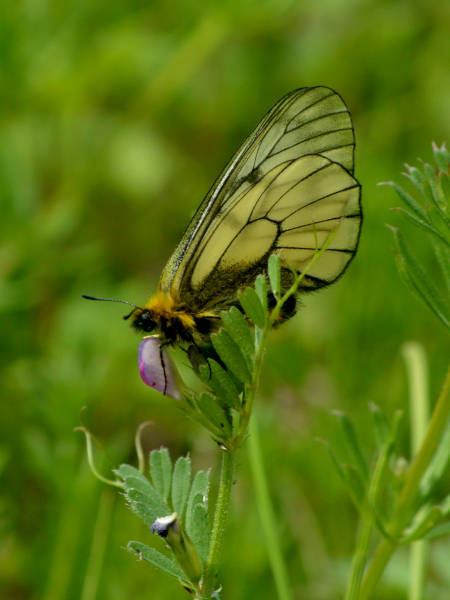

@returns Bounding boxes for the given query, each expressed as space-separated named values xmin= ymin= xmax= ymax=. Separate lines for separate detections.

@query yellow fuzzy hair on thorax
xmin=145 ymin=293 xmax=196 ymax=329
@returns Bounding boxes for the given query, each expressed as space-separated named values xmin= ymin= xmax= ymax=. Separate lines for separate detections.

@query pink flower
xmin=137 ymin=337 xmax=180 ymax=399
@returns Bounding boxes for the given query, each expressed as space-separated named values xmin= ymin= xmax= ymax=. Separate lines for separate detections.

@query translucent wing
xmin=159 ymin=87 xmax=362 ymax=311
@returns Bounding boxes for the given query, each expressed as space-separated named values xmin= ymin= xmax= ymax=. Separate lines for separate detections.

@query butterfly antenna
xmin=81 ymin=294 xmax=136 ymax=306
xmin=81 ymin=294 xmax=139 ymax=320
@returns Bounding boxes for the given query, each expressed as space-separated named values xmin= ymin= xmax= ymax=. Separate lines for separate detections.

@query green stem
xmin=359 ymin=367 xmax=450 ymax=599
xmin=344 ymin=410 xmax=402 ymax=599
xmin=81 ymin=490 xmax=114 ymax=600
xmin=248 ymin=415 xmax=293 ymax=600
xmin=409 ymin=540 xmax=429 ymax=600
xmin=201 ymin=449 xmax=235 ymax=598
xmin=345 ymin=516 xmax=373 ymax=600
xmin=403 ymin=342 xmax=429 ymax=600
xmin=395 ymin=368 xmax=448 ymax=522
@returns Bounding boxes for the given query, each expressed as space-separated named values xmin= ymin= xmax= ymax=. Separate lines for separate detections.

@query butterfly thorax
xmin=131 ymin=292 xmax=218 ymax=345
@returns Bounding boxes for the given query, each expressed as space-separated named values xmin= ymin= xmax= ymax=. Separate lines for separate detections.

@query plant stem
xmin=395 ymin=368 xmax=448 ymax=523
xmin=344 ymin=409 xmax=401 ymax=600
xmin=81 ymin=490 xmax=114 ymax=600
xmin=359 ymin=367 xmax=450 ymax=600
xmin=409 ymin=540 xmax=428 ymax=600
xmin=345 ymin=516 xmax=373 ymax=600
xmin=248 ymin=415 xmax=293 ymax=600
xmin=235 ymin=326 xmax=267 ymax=445
xmin=201 ymin=449 xmax=235 ymax=598
xmin=403 ymin=342 xmax=429 ymax=600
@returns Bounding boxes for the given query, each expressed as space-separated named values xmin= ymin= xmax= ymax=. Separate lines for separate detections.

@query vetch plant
xmin=79 ymin=240 xmax=337 ymax=600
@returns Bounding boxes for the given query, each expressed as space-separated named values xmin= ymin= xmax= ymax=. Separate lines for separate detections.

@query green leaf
xmin=186 ymin=471 xmax=210 ymax=538
xmin=188 ymin=503 xmax=210 ymax=564
xmin=424 ymin=520 xmax=450 ymax=540
xmin=369 ymin=403 xmax=390 ymax=447
xmin=254 ymin=274 xmax=268 ymax=313
xmin=441 ymin=494 xmax=450 ymax=515
xmin=127 ymin=541 xmax=190 ymax=584
xmin=433 ymin=237 xmax=450 ymax=297
xmin=368 ymin=410 xmax=403 ymax=514
xmin=420 ymin=424 xmax=450 ymax=495
xmin=194 ymin=392 xmax=232 ymax=437
xmin=405 ymin=164 xmax=431 ymax=204
xmin=432 ymin=141 xmax=449 ymax=173
xmin=268 ymin=253 xmax=281 ymax=298
xmin=116 ymin=464 xmax=151 ymax=489
xmin=238 ymin=287 xmax=266 ymax=328
xmin=343 ymin=464 xmax=366 ymax=508
xmin=404 ymin=164 xmax=425 ymax=186
xmin=316 ymin=438 xmax=346 ymax=483
xmin=200 ymin=360 xmax=241 ymax=411
xmin=150 ymin=448 xmax=172 ymax=501
xmin=172 ymin=457 xmax=191 ymax=519
xmin=116 ymin=465 xmax=168 ymax=516
xmin=395 ymin=207 xmax=450 ymax=248
xmin=424 ymin=162 xmax=446 ymax=211
xmin=381 ymin=181 xmax=428 ymax=221
xmin=221 ymin=307 xmax=254 ymax=363
xmin=402 ymin=504 xmax=444 ymax=543
xmin=183 ymin=393 xmax=224 ymax=438
xmin=211 ymin=329 xmax=251 ymax=384
xmin=125 ymin=489 xmax=167 ymax=527
xmin=333 ymin=411 xmax=369 ymax=483
xmin=391 ymin=227 xmax=449 ymax=327
xmin=396 ymin=253 xmax=449 ymax=327
xmin=319 ymin=437 xmax=365 ymax=511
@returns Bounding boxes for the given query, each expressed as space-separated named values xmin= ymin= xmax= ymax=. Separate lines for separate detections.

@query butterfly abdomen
xmin=268 ymin=292 xmax=297 ymax=325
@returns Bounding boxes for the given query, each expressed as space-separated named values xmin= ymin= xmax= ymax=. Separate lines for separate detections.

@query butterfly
xmin=84 ymin=86 xmax=361 ymax=351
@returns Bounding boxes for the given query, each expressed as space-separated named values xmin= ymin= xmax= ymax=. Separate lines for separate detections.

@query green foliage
xmin=383 ymin=143 xmax=450 ymax=328
xmin=171 ymin=457 xmax=191 ymax=519
xmin=220 ymin=307 xmax=255 ymax=366
xmin=211 ymin=329 xmax=251 ymax=384
xmin=324 ymin=381 xmax=449 ymax=599
xmin=332 ymin=411 xmax=369 ymax=483
xmin=127 ymin=541 xmax=190 ymax=585
xmin=118 ymin=449 xmax=211 ymax=593
xmin=237 ymin=287 xmax=267 ymax=329
xmin=150 ymin=448 xmax=173 ymax=501
xmin=186 ymin=391 xmax=233 ymax=441
xmin=116 ymin=464 xmax=169 ymax=526
xmin=186 ymin=471 xmax=210 ymax=542
xmin=176 ymin=255 xmax=310 ymax=459
xmin=268 ymin=254 xmax=282 ymax=299
xmin=254 ymin=274 xmax=269 ymax=314
xmin=199 ymin=360 xmax=241 ymax=412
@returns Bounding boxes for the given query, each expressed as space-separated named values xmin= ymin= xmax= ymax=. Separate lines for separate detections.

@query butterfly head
xmin=129 ymin=307 xmax=158 ymax=333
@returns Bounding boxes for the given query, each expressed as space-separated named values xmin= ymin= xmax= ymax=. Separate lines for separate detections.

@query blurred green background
xmin=1 ymin=1 xmax=449 ymax=599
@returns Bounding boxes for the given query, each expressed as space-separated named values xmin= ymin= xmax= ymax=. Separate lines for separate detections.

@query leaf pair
xmin=119 ymin=449 xmax=211 ymax=590
xmin=186 ymin=303 xmax=256 ymax=446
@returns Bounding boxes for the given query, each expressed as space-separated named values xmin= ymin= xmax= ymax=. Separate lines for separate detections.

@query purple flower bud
xmin=151 ymin=512 xmax=178 ymax=538
xmin=137 ymin=337 xmax=180 ymax=399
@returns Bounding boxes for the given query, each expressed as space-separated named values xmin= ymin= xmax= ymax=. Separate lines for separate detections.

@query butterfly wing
xmin=159 ymin=87 xmax=362 ymax=311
